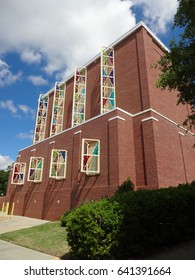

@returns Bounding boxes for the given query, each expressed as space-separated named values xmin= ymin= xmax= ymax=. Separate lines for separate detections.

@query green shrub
xmin=64 ymin=181 xmax=195 ymax=259
xmin=65 ymin=199 xmax=122 ymax=259
xmin=114 ymin=177 xmax=134 ymax=197
xmin=60 ymin=209 xmax=75 ymax=227
xmin=115 ymin=183 xmax=195 ymax=258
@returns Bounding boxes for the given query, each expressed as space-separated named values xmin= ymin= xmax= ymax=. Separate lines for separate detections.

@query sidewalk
xmin=0 ymin=215 xmax=57 ymax=260
xmin=0 ymin=214 xmax=49 ymax=234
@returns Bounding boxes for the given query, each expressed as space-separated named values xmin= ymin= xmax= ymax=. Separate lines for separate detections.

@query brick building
xmin=2 ymin=22 xmax=195 ymax=220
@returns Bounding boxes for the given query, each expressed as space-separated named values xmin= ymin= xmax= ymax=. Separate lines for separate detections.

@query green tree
xmin=155 ymin=0 xmax=195 ymax=128
xmin=0 ymin=166 xmax=11 ymax=196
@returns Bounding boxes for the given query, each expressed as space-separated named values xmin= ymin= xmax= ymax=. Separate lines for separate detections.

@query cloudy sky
xmin=0 ymin=0 xmax=179 ymax=169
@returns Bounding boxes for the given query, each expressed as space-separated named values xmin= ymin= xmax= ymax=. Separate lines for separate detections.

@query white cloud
xmin=0 ymin=154 xmax=14 ymax=170
xmin=0 ymin=0 xmax=135 ymax=79
xmin=0 ymin=59 xmax=22 ymax=87
xmin=130 ymin=0 xmax=178 ymax=34
xmin=0 ymin=0 xmax=178 ymax=81
xmin=18 ymin=104 xmax=36 ymax=119
xmin=16 ymin=130 xmax=34 ymax=140
xmin=0 ymin=100 xmax=35 ymax=118
xmin=28 ymin=75 xmax=48 ymax=86
xmin=20 ymin=49 xmax=42 ymax=64
xmin=0 ymin=100 xmax=17 ymax=114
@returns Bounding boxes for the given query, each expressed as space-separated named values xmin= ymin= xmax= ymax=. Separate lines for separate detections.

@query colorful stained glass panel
xmin=101 ymin=47 xmax=116 ymax=114
xmin=28 ymin=157 xmax=44 ymax=182
xmin=49 ymin=149 xmax=67 ymax=179
xmin=50 ymin=82 xmax=65 ymax=136
xmin=11 ymin=162 xmax=26 ymax=185
xmin=81 ymin=139 xmax=100 ymax=175
xmin=33 ymin=95 xmax=48 ymax=143
xmin=72 ymin=67 xmax=87 ymax=127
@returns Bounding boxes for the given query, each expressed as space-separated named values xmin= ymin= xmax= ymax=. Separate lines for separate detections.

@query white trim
xmin=133 ymin=108 xmax=152 ymax=117
xmin=49 ymin=141 xmax=55 ymax=145
xmin=150 ymin=108 xmax=195 ymax=136
xmin=74 ymin=130 xmax=82 ymax=135
xmin=179 ymin=132 xmax=185 ymax=136
xmin=108 ymin=116 xmax=126 ymax=122
xmin=142 ymin=116 xmax=159 ymax=122
xmin=19 ymin=108 xmax=118 ymax=151
xmin=19 ymin=107 xmax=195 ymax=152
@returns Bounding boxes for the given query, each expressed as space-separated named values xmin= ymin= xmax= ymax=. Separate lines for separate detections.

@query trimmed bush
xmin=64 ymin=181 xmax=195 ymax=259
xmin=60 ymin=208 xmax=77 ymax=227
xmin=65 ymin=199 xmax=122 ymax=259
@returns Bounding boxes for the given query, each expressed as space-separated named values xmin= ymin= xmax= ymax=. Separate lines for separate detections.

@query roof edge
xmin=42 ymin=21 xmax=168 ymax=98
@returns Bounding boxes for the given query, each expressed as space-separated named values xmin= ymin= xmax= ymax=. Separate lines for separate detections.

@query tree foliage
xmin=156 ymin=0 xmax=195 ymax=128
xmin=0 ymin=167 xmax=11 ymax=196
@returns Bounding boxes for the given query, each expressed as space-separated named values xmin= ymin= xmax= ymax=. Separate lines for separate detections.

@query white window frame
xmin=33 ymin=94 xmax=49 ymax=143
xmin=81 ymin=138 xmax=100 ymax=175
xmin=50 ymin=82 xmax=66 ymax=136
xmin=101 ymin=47 xmax=116 ymax=114
xmin=28 ymin=157 xmax=44 ymax=182
xmin=72 ymin=66 xmax=87 ymax=127
xmin=49 ymin=149 xmax=67 ymax=179
xmin=11 ymin=162 xmax=26 ymax=185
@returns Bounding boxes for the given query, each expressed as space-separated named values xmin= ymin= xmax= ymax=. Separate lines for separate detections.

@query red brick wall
xmin=3 ymin=25 xmax=195 ymax=220
xmin=42 ymin=25 xmax=190 ymax=137
xmin=142 ymin=28 xmax=189 ymax=126
xmin=152 ymin=113 xmax=195 ymax=187
xmin=6 ymin=109 xmax=137 ymax=220
xmin=45 ymin=91 xmax=54 ymax=139
xmin=63 ymin=77 xmax=74 ymax=129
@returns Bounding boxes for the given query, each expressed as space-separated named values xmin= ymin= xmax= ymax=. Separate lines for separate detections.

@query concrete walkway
xmin=0 ymin=215 xmax=49 ymax=234
xmin=0 ymin=240 xmax=56 ymax=260
xmin=0 ymin=215 xmax=57 ymax=260
xmin=1 ymin=214 xmax=195 ymax=260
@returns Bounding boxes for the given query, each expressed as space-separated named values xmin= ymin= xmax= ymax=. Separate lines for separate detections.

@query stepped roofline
xmin=42 ymin=21 xmax=168 ymax=98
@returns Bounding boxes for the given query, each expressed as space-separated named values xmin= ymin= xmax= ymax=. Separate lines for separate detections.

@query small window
xmin=11 ymin=162 xmax=26 ymax=185
xmin=81 ymin=139 xmax=100 ymax=175
xmin=28 ymin=157 xmax=44 ymax=182
xmin=49 ymin=149 xmax=67 ymax=179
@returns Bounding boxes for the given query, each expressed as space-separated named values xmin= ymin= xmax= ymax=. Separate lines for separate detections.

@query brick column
xmin=70 ymin=130 xmax=82 ymax=209
xmin=108 ymin=115 xmax=128 ymax=187
xmin=141 ymin=116 xmax=159 ymax=188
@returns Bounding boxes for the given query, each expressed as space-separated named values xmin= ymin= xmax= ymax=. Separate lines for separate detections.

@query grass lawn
xmin=0 ymin=221 xmax=70 ymax=259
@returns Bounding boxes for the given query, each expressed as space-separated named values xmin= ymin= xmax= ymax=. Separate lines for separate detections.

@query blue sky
xmin=0 ymin=0 xmax=180 ymax=169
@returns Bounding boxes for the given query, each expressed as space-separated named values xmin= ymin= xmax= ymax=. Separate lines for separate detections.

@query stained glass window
xmin=81 ymin=139 xmax=100 ymax=175
xmin=50 ymin=82 xmax=65 ymax=136
xmin=33 ymin=94 xmax=49 ymax=143
xmin=28 ymin=157 xmax=44 ymax=182
xmin=101 ymin=47 xmax=116 ymax=114
xmin=11 ymin=162 xmax=26 ymax=185
xmin=72 ymin=67 xmax=87 ymax=127
xmin=49 ymin=149 xmax=67 ymax=179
